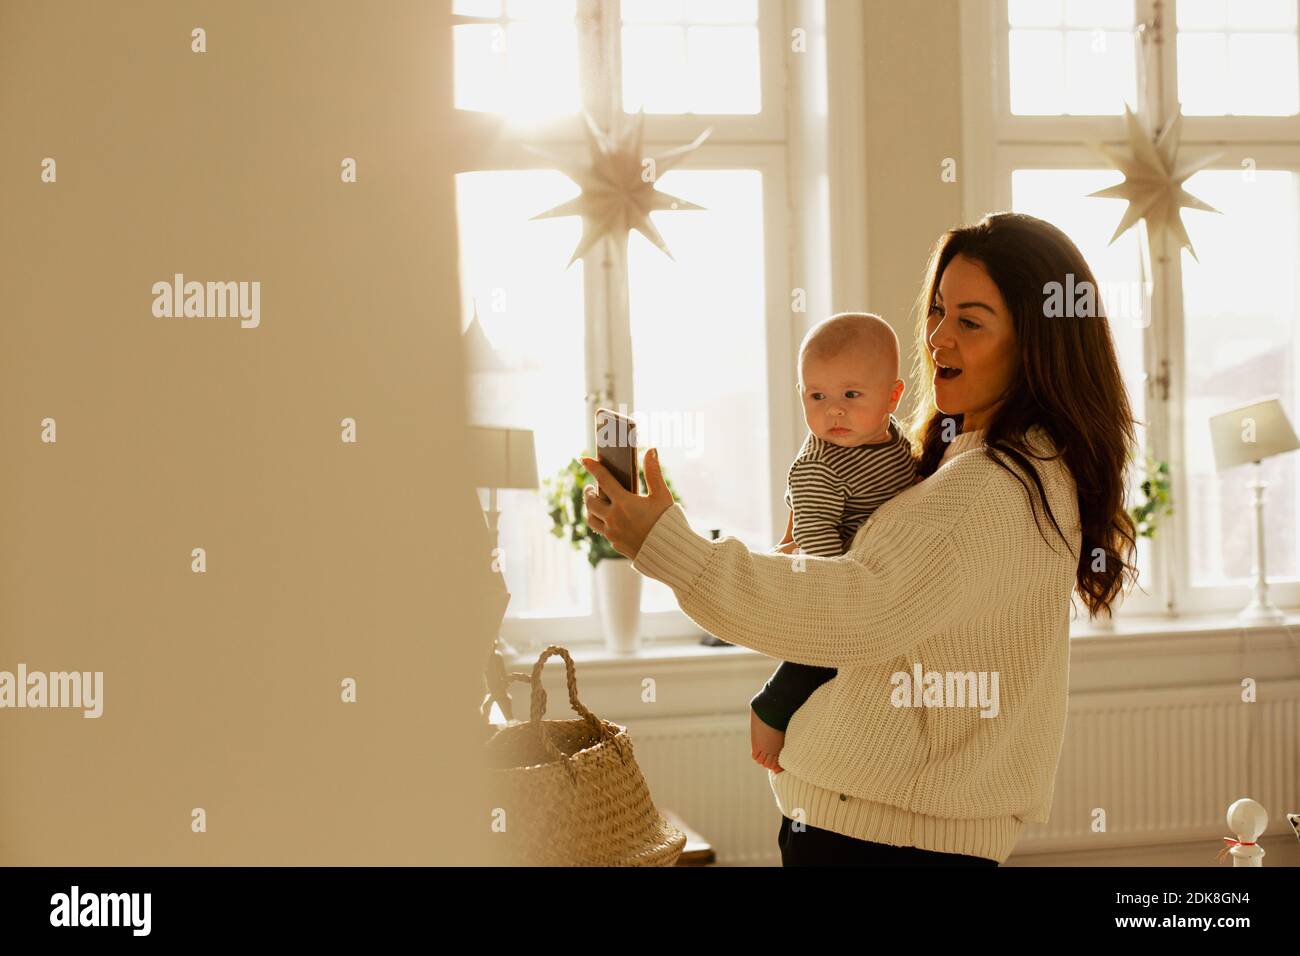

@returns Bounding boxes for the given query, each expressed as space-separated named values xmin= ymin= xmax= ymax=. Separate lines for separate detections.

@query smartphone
xmin=594 ymin=408 xmax=638 ymax=497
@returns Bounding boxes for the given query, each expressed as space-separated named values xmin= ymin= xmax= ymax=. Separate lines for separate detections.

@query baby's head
xmin=797 ymin=312 xmax=905 ymax=447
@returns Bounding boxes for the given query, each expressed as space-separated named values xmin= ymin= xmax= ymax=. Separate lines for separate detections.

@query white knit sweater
xmin=631 ymin=425 xmax=1080 ymax=863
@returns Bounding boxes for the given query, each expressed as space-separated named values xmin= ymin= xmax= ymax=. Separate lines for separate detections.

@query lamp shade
xmin=469 ymin=425 xmax=539 ymax=490
xmin=1208 ymin=397 xmax=1300 ymax=471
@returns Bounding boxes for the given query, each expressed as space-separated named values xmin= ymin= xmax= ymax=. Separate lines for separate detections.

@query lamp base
xmin=494 ymin=635 xmax=521 ymax=662
xmin=1237 ymin=468 xmax=1287 ymax=627
xmin=1237 ymin=598 xmax=1286 ymax=625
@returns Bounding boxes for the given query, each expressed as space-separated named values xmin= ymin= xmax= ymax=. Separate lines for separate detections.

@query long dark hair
xmin=906 ymin=212 xmax=1138 ymax=620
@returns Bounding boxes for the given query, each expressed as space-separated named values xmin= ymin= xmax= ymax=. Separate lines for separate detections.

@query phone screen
xmin=595 ymin=408 xmax=638 ymax=495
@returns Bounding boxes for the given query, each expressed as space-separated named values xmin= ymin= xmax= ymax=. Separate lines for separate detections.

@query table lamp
xmin=468 ymin=425 xmax=539 ymax=546
xmin=1208 ymin=397 xmax=1300 ymax=624
xmin=468 ymin=425 xmax=539 ymax=722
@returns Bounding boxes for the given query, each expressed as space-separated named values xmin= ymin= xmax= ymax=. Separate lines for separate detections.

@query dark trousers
xmin=778 ymin=816 xmax=999 ymax=866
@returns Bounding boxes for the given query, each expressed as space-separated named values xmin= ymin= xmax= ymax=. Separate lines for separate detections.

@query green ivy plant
xmin=1129 ymin=454 xmax=1173 ymax=539
xmin=543 ymin=454 xmax=683 ymax=568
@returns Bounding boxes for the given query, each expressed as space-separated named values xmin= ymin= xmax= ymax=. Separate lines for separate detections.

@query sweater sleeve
xmin=631 ymin=476 xmax=997 ymax=668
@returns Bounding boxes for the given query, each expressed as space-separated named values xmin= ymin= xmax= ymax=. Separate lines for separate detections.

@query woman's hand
xmin=579 ymin=448 xmax=675 ymax=561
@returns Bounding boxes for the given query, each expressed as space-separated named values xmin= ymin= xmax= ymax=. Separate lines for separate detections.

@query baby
xmin=750 ymin=312 xmax=918 ymax=773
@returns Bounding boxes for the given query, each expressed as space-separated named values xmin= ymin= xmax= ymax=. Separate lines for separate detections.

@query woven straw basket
xmin=483 ymin=645 xmax=686 ymax=867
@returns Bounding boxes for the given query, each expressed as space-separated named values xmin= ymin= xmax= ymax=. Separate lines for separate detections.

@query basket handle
xmin=528 ymin=645 xmax=627 ymax=775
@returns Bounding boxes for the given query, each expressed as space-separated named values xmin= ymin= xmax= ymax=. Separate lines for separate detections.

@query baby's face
xmin=799 ymin=351 xmax=903 ymax=447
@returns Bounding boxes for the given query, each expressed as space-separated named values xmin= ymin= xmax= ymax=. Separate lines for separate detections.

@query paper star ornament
xmin=1087 ymin=105 xmax=1222 ymax=261
xmin=527 ymin=110 xmax=712 ymax=267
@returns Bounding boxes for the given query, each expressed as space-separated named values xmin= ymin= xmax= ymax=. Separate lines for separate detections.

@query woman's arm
xmin=582 ymin=447 xmax=1010 ymax=668
xmin=631 ymin=473 xmax=1003 ymax=669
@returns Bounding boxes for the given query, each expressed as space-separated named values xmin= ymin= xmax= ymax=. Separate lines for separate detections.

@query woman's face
xmin=925 ymin=254 xmax=1018 ymax=432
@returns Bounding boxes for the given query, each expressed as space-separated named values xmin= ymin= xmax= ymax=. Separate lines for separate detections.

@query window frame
xmin=452 ymin=0 xmax=843 ymax=649
xmin=962 ymin=0 xmax=1300 ymax=620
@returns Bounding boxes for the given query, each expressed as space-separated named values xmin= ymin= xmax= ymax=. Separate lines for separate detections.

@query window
xmin=458 ymin=169 xmax=589 ymax=618
xmin=1007 ymin=0 xmax=1138 ymax=115
xmin=452 ymin=0 xmax=581 ymax=117
xmin=452 ymin=0 xmax=796 ymax=645
xmin=1176 ymin=0 xmax=1299 ymax=115
xmin=620 ymin=0 xmax=762 ymax=114
xmin=1179 ymin=169 xmax=1300 ymax=586
xmin=964 ymin=0 xmax=1300 ymax=618
xmin=1009 ymin=168 xmax=1155 ymax=598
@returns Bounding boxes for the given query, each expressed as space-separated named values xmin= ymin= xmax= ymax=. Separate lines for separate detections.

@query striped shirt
xmin=783 ymin=415 xmax=918 ymax=557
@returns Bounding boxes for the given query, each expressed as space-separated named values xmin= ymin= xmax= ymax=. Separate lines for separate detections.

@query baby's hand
xmin=750 ymin=709 xmax=785 ymax=773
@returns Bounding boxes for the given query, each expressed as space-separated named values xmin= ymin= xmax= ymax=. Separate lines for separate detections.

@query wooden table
xmin=662 ymin=808 xmax=716 ymax=866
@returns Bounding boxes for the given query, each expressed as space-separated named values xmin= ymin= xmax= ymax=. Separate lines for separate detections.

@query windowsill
xmin=506 ymin=636 xmax=767 ymax=672
xmin=505 ymin=607 xmax=1300 ymax=670
xmin=501 ymin=608 xmax=1300 ymax=721
xmin=1070 ymin=608 xmax=1300 ymax=640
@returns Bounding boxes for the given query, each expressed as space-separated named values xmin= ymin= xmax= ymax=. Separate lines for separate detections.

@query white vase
xmin=1090 ymin=608 xmax=1116 ymax=631
xmin=594 ymin=557 xmax=643 ymax=654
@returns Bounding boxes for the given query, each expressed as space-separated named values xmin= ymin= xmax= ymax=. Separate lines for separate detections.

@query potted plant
xmin=1130 ymin=454 xmax=1173 ymax=540
xmin=543 ymin=455 xmax=682 ymax=654
xmin=1090 ymin=454 xmax=1173 ymax=630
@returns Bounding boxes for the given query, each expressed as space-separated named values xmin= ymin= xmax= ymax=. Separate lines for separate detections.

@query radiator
xmin=624 ymin=684 xmax=1300 ymax=865
xmin=1029 ymin=685 xmax=1299 ymax=853
xmin=629 ymin=715 xmax=781 ymax=866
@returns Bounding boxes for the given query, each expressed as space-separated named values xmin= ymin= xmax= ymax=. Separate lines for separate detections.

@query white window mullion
xmin=1138 ymin=1 xmax=1177 ymax=616
xmin=582 ymin=244 xmax=616 ymax=414
xmin=756 ymin=0 xmax=787 ymax=139
xmin=575 ymin=0 xmax=635 ymax=416
xmin=577 ymin=0 xmax=613 ymax=119
xmin=959 ymin=0 xmax=1000 ymax=221
xmin=604 ymin=0 xmax=625 ymax=117
xmin=598 ymin=235 xmax=637 ymax=414
xmin=748 ymin=144 xmax=797 ymax=540
xmin=991 ymin=0 xmax=1013 ymax=137
xmin=1148 ymin=218 xmax=1182 ymax=616
xmin=556 ymin=0 xmax=620 ymax=651
xmin=1148 ymin=0 xmax=1177 ymax=128
xmin=822 ymin=0 xmax=870 ymax=313
xmin=575 ymin=0 xmax=616 ymax=419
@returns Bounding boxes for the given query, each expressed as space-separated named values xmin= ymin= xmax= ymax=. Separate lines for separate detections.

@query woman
xmin=580 ymin=212 xmax=1138 ymax=866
